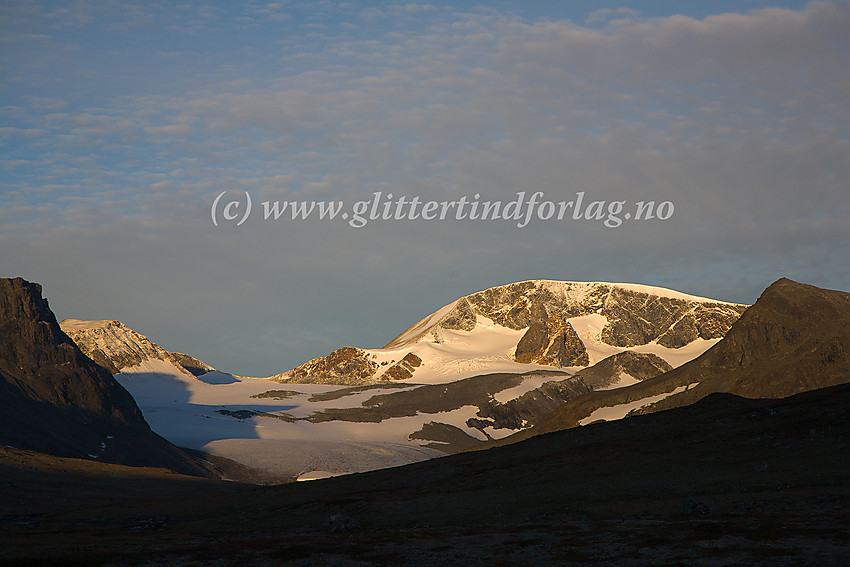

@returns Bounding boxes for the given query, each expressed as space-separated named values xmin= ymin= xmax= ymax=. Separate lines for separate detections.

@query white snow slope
xmin=115 ymin=359 xmax=446 ymax=482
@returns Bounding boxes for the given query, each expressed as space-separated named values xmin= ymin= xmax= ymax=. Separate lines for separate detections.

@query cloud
xmin=1 ymin=1 xmax=848 ymax=375
xmin=585 ymin=7 xmax=641 ymax=25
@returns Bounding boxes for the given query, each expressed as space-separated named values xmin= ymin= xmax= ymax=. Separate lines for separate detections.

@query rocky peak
xmin=281 ymin=280 xmax=747 ymax=385
xmin=0 ymin=278 xmax=141 ymax=420
xmin=696 ymin=278 xmax=850 ymax=381
xmin=60 ymin=318 xmax=196 ymax=376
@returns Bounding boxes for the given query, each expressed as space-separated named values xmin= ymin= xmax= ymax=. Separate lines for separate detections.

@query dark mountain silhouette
xmin=531 ymin=278 xmax=850 ymax=435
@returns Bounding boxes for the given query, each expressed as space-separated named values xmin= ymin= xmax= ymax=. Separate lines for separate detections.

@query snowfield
xmin=116 ymin=359 xmax=480 ymax=481
xmin=578 ymin=383 xmax=700 ymax=426
xmin=365 ymin=314 xmax=556 ymax=383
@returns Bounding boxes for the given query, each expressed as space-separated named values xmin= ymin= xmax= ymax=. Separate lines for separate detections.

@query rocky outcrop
xmin=471 ymin=376 xmax=592 ymax=433
xmin=0 ymin=278 xmax=209 ymax=476
xmin=572 ymin=351 xmax=672 ymax=390
xmin=597 ymin=288 xmax=689 ymax=347
xmin=171 ymin=352 xmax=215 ymax=376
xmin=514 ymin=315 xmax=589 ymax=367
xmin=381 ymin=353 xmax=423 ymax=381
xmin=275 ymin=346 xmax=380 ymax=385
xmin=440 ymin=298 xmax=477 ymax=331
xmin=656 ymin=304 xmax=748 ymax=348
xmin=462 ymin=281 xmax=558 ymax=330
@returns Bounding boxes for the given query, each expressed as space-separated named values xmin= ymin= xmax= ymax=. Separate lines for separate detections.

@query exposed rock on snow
xmin=472 ymin=376 xmax=592 ymax=433
xmin=381 ymin=352 xmax=423 ymax=381
xmin=394 ymin=280 xmax=746 ymax=350
xmin=170 ymin=352 xmax=215 ymax=376
xmin=280 ymin=280 xmax=746 ymax=385
xmin=514 ymin=314 xmax=589 ymax=367
xmin=656 ymin=304 xmax=748 ymax=348
xmin=279 ymin=346 xmax=379 ymax=385
xmin=439 ymin=298 xmax=477 ymax=332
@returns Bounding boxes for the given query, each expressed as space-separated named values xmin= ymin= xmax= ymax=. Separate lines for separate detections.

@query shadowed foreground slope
xmin=2 ymin=380 xmax=849 ymax=566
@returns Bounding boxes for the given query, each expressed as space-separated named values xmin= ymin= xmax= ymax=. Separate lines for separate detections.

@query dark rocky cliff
xmin=0 ymin=277 xmax=210 ymax=476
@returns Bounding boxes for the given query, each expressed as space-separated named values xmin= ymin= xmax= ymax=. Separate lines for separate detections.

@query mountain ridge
xmin=10 ymin=275 xmax=850 ymax=487
xmin=385 ymin=279 xmax=745 ymax=349
xmin=60 ymin=318 xmax=212 ymax=377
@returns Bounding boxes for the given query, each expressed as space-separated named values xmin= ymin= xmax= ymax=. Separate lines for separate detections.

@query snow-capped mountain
xmin=58 ymin=279 xmax=748 ymax=483
xmin=20 ymin=276 xmax=850 ymax=497
xmin=274 ymin=280 xmax=747 ymax=385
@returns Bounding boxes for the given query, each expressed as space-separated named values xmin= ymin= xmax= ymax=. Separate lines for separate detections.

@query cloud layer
xmin=2 ymin=1 xmax=848 ymax=375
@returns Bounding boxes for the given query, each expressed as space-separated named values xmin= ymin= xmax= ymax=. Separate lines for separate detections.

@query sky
xmin=2 ymin=0 xmax=848 ymax=376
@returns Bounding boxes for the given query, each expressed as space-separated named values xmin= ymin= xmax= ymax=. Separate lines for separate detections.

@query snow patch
xmin=482 ymin=425 xmax=521 ymax=440
xmin=492 ymin=373 xmax=566 ymax=404
xmin=297 ymin=470 xmax=339 ymax=481
xmin=578 ymin=383 xmax=699 ymax=426
xmin=630 ymin=339 xmax=720 ymax=368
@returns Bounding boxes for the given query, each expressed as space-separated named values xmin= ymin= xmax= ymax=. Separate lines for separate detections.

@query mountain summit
xmin=275 ymin=280 xmax=747 ymax=385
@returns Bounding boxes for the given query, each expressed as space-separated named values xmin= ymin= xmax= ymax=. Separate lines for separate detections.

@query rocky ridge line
xmin=59 ymin=319 xmax=209 ymax=377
